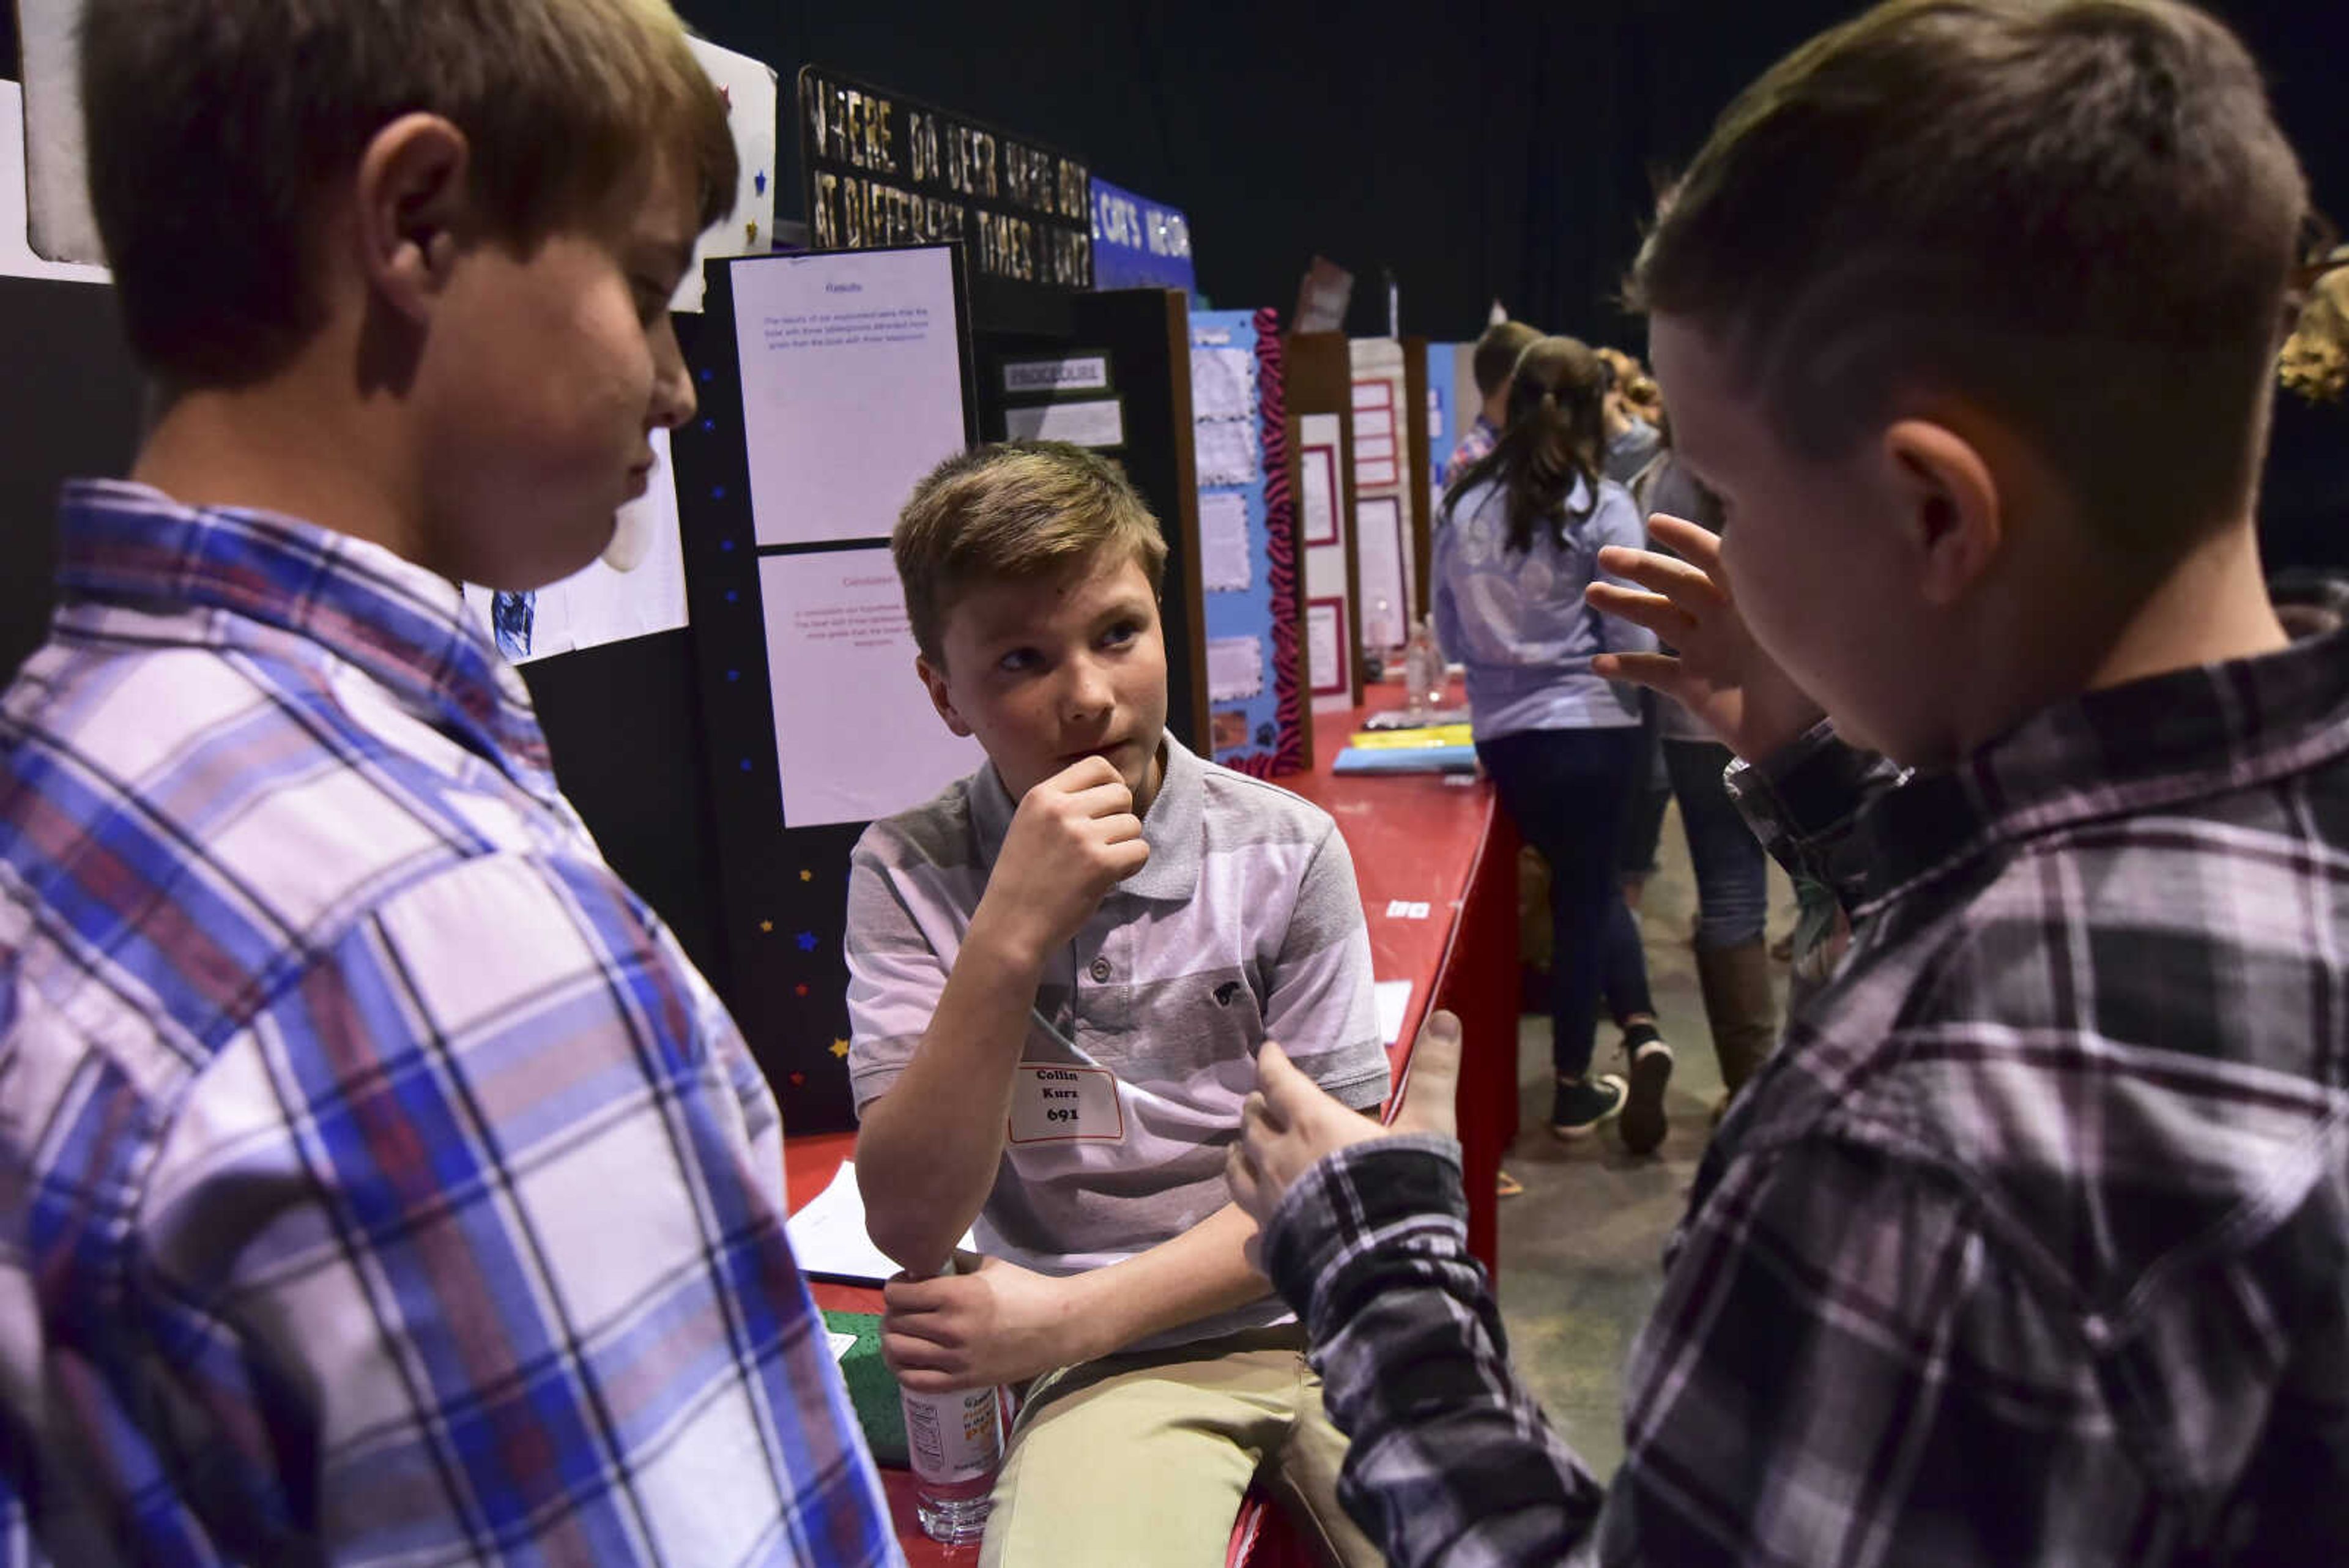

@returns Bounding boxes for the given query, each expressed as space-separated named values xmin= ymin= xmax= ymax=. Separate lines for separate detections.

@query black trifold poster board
xmin=669 ymin=244 xmax=979 ymax=1134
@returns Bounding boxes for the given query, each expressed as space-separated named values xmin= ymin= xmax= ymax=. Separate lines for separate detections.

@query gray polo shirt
xmin=845 ymin=735 xmax=1387 ymax=1345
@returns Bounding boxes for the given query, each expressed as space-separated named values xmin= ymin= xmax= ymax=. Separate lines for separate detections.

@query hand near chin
xmin=1225 ymin=1011 xmax=1465 ymax=1272
xmin=976 ymin=756 xmax=1150 ymax=964
xmin=1584 ymin=513 xmax=1824 ymax=762
xmin=882 ymin=1254 xmax=1085 ymax=1393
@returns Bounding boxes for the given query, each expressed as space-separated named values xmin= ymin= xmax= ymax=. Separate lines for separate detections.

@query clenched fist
xmin=973 ymin=755 xmax=1150 ymax=967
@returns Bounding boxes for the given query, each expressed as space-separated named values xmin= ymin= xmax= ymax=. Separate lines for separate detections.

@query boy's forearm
xmin=855 ymin=914 xmax=1044 ymax=1273
xmin=1059 ymin=1203 xmax=1271 ymax=1362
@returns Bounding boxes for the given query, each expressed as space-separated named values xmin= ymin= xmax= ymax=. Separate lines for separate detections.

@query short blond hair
xmin=894 ymin=444 xmax=1168 ymax=665
xmin=81 ymin=0 xmax=738 ymax=388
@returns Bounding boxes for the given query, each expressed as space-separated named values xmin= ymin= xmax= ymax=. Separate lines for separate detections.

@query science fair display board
xmin=1285 ymin=332 xmax=1365 ymax=712
xmin=1189 ymin=307 xmax=1309 ymax=775
xmin=672 ymin=242 xmax=981 ymax=1131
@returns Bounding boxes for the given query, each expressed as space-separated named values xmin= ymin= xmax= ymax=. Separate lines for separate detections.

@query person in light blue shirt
xmin=1433 ymin=336 xmax=1672 ymax=1149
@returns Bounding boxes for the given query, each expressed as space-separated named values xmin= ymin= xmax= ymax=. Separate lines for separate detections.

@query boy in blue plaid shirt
xmin=1228 ymin=2 xmax=2349 ymax=1564
xmin=0 ymin=4 xmax=893 ymax=1562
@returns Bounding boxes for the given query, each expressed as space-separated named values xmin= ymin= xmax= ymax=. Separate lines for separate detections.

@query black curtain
xmin=7 ymin=2 xmax=2340 ymax=347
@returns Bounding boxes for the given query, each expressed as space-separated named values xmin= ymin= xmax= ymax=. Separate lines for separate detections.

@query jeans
xmin=1478 ymin=726 xmax=1651 ymax=1079
xmin=1663 ymin=738 xmax=1771 ymax=951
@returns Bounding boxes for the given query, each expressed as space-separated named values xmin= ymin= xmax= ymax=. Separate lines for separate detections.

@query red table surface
xmin=786 ymin=680 xmax=1517 ymax=1567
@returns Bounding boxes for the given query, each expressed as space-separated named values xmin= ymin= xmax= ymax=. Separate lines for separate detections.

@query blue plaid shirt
xmin=0 ymin=483 xmax=899 ymax=1566
xmin=1266 ymin=625 xmax=2349 ymax=1566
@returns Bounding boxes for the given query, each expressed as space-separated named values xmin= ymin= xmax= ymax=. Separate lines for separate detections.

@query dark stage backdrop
xmin=6 ymin=2 xmax=2339 ymax=349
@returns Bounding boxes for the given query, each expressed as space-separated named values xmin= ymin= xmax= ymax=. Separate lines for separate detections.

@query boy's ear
xmin=915 ymin=654 xmax=974 ymax=737
xmin=1882 ymin=418 xmax=2002 ymax=609
xmin=352 ymin=113 xmax=475 ymax=322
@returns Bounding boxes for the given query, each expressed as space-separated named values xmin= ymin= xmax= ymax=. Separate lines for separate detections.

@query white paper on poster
xmin=1354 ymin=434 xmax=1395 ymax=463
xmin=1193 ymin=420 xmax=1261 ymax=488
xmin=1298 ymin=413 xmax=1342 ymax=545
xmin=1206 ymin=635 xmax=1264 ymax=702
xmin=1189 ymin=347 xmax=1256 ymax=422
xmin=1355 ymin=496 xmax=1408 ymax=651
xmin=1427 ymin=389 xmax=1445 ymax=444
xmin=1004 ymin=355 xmax=1110 ymax=394
xmin=1307 ymin=602 xmax=1345 ymax=699
xmin=2 ymin=81 xmax=106 ymax=281
xmin=676 ymin=39 xmax=779 ymax=313
xmin=462 ymin=432 xmax=688 ymax=663
xmin=759 ymin=549 xmax=985 ymax=828
xmin=734 ymin=248 xmax=966 ymax=549
xmin=1198 ymin=491 xmax=1253 ymax=592
xmin=1351 ymin=338 xmax=1405 ymax=377
xmin=1354 ymin=406 xmax=1395 ymax=441
xmin=15 ymin=4 xmax=105 ymax=265
xmin=1004 ymin=398 xmax=1125 ymax=448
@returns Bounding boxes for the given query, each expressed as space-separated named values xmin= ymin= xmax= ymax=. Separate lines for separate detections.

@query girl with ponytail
xmin=1433 ymin=337 xmax=1675 ymax=1151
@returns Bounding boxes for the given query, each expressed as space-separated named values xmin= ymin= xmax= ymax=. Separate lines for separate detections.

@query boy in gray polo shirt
xmin=846 ymin=442 xmax=1390 ymax=1566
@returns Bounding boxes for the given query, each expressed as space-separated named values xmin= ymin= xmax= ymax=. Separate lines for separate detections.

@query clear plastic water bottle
xmin=899 ymin=1260 xmax=1004 ymax=1544
xmin=1403 ymin=617 xmax=1444 ymax=720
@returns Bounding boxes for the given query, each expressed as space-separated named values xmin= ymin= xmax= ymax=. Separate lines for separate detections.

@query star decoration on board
xmin=795 ymin=983 xmax=810 ymax=997
xmin=746 ymin=219 xmax=759 ymax=246
xmin=796 ymin=931 xmax=818 ymax=951
xmin=759 ymin=919 xmax=773 ymax=933
xmin=789 ymin=1071 xmax=806 ymax=1087
xmin=755 ymin=169 xmax=768 ymax=197
xmin=829 ymin=1038 xmax=851 ymax=1059
xmin=799 ymin=869 xmax=813 ymax=882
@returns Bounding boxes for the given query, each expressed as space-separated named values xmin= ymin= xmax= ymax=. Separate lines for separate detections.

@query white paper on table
xmin=1189 ymin=347 xmax=1256 ymax=422
xmin=1193 ymin=420 xmax=1261 ymax=488
xmin=760 ymin=548 xmax=984 ymax=828
xmin=1206 ymin=634 xmax=1264 ymax=701
xmin=1354 ymin=406 xmax=1395 ymax=442
xmin=1198 ymin=491 xmax=1253 ymax=592
xmin=825 ymin=1330 xmax=858 ymax=1362
xmin=675 ymin=39 xmax=779 ymax=313
xmin=786 ymin=1161 xmax=976 ymax=1284
xmin=733 ymin=247 xmax=967 ymax=549
xmin=1004 ymin=396 xmax=1124 ymax=449
xmin=1375 ymin=979 xmax=1414 ymax=1046
xmin=1355 ymin=495 xmax=1407 ymax=650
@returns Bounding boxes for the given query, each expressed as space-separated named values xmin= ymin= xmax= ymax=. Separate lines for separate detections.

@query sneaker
xmin=1620 ymin=1029 xmax=1675 ymax=1156
xmin=1550 ymin=1074 xmax=1628 ymax=1139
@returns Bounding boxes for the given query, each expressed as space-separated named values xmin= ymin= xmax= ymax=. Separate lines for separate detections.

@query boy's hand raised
xmin=1226 ymin=1011 xmax=1464 ymax=1273
xmin=1586 ymin=513 xmax=1825 ymax=763
xmin=975 ymin=756 xmax=1150 ymax=967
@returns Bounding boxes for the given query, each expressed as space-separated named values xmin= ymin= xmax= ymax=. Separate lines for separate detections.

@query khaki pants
xmin=979 ymin=1325 xmax=1383 ymax=1568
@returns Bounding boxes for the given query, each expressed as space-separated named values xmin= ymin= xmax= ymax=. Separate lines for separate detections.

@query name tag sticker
xmin=1008 ymin=1063 xmax=1126 ymax=1144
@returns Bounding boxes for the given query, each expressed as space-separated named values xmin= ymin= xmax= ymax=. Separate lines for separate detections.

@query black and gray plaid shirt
xmin=1264 ymin=628 xmax=2349 ymax=1566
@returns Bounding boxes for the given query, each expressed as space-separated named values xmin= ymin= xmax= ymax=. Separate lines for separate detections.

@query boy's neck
xmin=132 ymin=370 xmax=433 ymax=579
xmin=2085 ymin=518 xmax=2287 ymax=695
xmin=1946 ymin=516 xmax=2285 ymax=763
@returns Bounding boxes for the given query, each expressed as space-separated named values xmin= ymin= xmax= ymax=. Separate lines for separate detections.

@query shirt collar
xmin=1860 ymin=626 xmax=2349 ymax=908
xmin=968 ymin=731 xmax=1206 ymax=904
xmin=54 ymin=479 xmax=555 ymax=795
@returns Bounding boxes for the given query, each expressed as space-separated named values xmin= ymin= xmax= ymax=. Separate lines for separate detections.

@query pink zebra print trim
xmin=1230 ymin=305 xmax=1306 ymax=779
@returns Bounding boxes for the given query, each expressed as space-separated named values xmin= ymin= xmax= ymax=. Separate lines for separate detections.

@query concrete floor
xmin=1492 ymin=803 xmax=1796 ymax=1482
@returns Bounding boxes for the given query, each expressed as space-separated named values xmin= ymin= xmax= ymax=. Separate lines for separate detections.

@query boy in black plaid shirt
xmin=1224 ymin=2 xmax=2349 ymax=1564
